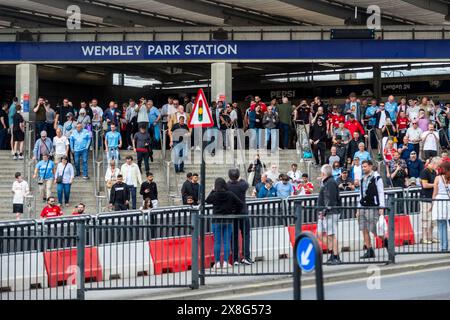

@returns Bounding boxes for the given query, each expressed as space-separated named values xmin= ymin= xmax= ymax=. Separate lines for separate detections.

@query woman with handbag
xmin=432 ymin=161 xmax=450 ymax=252
xmin=32 ymin=154 xmax=55 ymax=202
xmin=54 ymin=156 xmax=74 ymax=207
xmin=105 ymin=159 xmax=120 ymax=200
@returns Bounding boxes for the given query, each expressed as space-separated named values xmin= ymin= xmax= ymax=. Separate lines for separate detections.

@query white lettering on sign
xmin=81 ymin=45 xmax=142 ymax=56
xmin=382 ymin=84 xmax=411 ymax=91
xmin=270 ymin=90 xmax=296 ymax=99
xmin=81 ymin=44 xmax=238 ymax=57
xmin=184 ymin=44 xmax=237 ymax=55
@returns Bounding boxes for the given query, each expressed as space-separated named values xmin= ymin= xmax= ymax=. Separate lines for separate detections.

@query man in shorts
xmin=419 ymin=157 xmax=439 ymax=244
xmin=358 ymin=160 xmax=386 ymax=259
xmin=317 ymin=164 xmax=342 ymax=265
xmin=11 ymin=172 xmax=29 ymax=220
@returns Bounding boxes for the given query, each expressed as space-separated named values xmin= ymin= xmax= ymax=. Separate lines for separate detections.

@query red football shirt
xmin=40 ymin=206 xmax=63 ymax=218
xmin=297 ymin=182 xmax=314 ymax=195
xmin=328 ymin=114 xmax=345 ymax=129
xmin=397 ymin=117 xmax=409 ymax=130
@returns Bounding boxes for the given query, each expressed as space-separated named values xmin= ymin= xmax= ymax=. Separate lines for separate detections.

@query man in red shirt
xmin=72 ymin=203 xmax=86 ymax=215
xmin=296 ymin=173 xmax=314 ymax=195
xmin=250 ymin=96 xmax=267 ymax=113
xmin=40 ymin=197 xmax=63 ymax=219
xmin=344 ymin=114 xmax=365 ymax=138
xmin=327 ymin=106 xmax=345 ymax=132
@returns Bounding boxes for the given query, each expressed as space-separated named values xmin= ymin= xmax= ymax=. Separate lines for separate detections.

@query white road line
xmin=207 ymin=266 xmax=450 ymax=300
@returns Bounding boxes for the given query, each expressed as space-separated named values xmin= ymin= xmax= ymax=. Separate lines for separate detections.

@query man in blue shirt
xmin=398 ymin=136 xmax=415 ymax=161
xmin=257 ymin=179 xmax=277 ymax=198
xmin=32 ymin=154 xmax=55 ymax=202
xmin=353 ymin=142 xmax=371 ymax=162
xmin=70 ymin=123 xmax=92 ymax=179
xmin=406 ymin=151 xmax=424 ymax=179
xmin=104 ymin=123 xmax=122 ymax=165
xmin=385 ymin=95 xmax=398 ymax=124
xmin=274 ymin=174 xmax=295 ymax=199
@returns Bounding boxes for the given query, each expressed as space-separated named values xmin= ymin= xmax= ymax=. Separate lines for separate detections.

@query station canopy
xmin=2 ymin=0 xmax=450 ymax=88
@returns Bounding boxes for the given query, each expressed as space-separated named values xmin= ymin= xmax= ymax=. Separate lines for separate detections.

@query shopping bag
xmin=376 ymin=214 xmax=387 ymax=237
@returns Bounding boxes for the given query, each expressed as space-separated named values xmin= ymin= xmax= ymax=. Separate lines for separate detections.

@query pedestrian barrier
xmin=0 ymin=220 xmax=39 ymax=254
xmin=287 ymin=224 xmax=328 ymax=252
xmin=250 ymin=225 xmax=291 ymax=261
xmin=0 ymin=250 xmax=48 ymax=292
xmin=98 ymin=240 xmax=153 ymax=280
xmin=43 ymin=246 xmax=102 ymax=288
xmin=150 ymin=235 xmax=192 ymax=274
xmin=375 ymin=215 xmax=415 ymax=248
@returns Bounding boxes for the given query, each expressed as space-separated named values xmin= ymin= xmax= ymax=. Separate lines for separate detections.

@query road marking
xmin=208 ymin=266 xmax=450 ymax=300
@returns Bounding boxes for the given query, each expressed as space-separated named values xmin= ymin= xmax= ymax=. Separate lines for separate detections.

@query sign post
xmin=188 ymin=88 xmax=214 ymax=286
xmin=293 ymin=232 xmax=324 ymax=300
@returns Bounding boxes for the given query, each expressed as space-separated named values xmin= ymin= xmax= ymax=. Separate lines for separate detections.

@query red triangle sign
xmin=188 ymin=88 xmax=214 ymax=128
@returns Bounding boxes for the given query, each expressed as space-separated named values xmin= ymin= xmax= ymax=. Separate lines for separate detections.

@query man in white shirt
xmin=264 ymin=164 xmax=280 ymax=183
xmin=120 ymin=155 xmax=142 ymax=210
xmin=12 ymin=172 xmax=30 ymax=220
xmin=421 ymin=123 xmax=440 ymax=160
xmin=90 ymin=99 xmax=103 ymax=129
xmin=406 ymin=120 xmax=423 ymax=155
xmin=287 ymin=163 xmax=302 ymax=188
xmin=161 ymin=97 xmax=177 ymax=126
xmin=53 ymin=127 xmax=69 ymax=164
xmin=406 ymin=99 xmax=420 ymax=122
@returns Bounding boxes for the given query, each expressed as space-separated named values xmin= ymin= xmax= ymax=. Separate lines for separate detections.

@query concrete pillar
xmin=373 ymin=64 xmax=382 ymax=99
xmin=211 ymin=62 xmax=232 ymax=103
xmin=16 ymin=64 xmax=38 ymax=121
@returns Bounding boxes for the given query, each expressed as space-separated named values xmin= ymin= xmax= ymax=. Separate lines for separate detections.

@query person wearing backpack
xmin=357 ymin=160 xmax=386 ymax=259
xmin=54 ymin=156 xmax=74 ymax=207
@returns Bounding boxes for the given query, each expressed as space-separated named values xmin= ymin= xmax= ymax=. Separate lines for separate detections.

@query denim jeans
xmin=172 ymin=141 xmax=187 ymax=172
xmin=56 ymin=183 xmax=71 ymax=204
xmin=127 ymin=185 xmax=137 ymax=210
xmin=278 ymin=122 xmax=290 ymax=149
xmin=107 ymin=148 xmax=119 ymax=165
xmin=212 ymin=223 xmax=232 ymax=263
xmin=74 ymin=149 xmax=89 ymax=177
xmin=232 ymin=216 xmax=251 ymax=262
xmin=265 ymin=128 xmax=278 ymax=152
xmin=437 ymin=220 xmax=449 ymax=251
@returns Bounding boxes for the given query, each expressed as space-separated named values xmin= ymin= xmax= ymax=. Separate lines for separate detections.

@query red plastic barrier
xmin=376 ymin=215 xmax=415 ymax=248
xmin=150 ymin=236 xmax=192 ymax=274
xmin=43 ymin=247 xmax=103 ymax=288
xmin=288 ymin=224 xmax=328 ymax=252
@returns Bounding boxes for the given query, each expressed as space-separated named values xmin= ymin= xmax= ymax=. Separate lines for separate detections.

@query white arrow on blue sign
xmin=296 ymin=237 xmax=316 ymax=273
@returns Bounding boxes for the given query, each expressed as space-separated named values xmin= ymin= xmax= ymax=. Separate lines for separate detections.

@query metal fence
xmin=392 ymin=198 xmax=450 ymax=256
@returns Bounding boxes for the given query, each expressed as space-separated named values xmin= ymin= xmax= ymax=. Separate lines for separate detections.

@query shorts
xmin=420 ymin=202 xmax=435 ymax=228
xmin=13 ymin=204 xmax=23 ymax=214
xmin=317 ymin=214 xmax=338 ymax=236
xmin=358 ymin=208 xmax=378 ymax=234
xmin=13 ymin=129 xmax=24 ymax=142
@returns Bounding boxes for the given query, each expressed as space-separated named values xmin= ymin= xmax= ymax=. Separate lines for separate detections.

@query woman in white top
xmin=432 ymin=161 xmax=450 ymax=251
xmin=105 ymin=159 xmax=120 ymax=200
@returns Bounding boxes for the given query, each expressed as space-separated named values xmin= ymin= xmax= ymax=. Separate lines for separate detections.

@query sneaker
xmin=83 ymin=176 xmax=90 ymax=180
xmin=360 ymin=248 xmax=375 ymax=259
xmin=127 ymin=146 xmax=133 ymax=151
xmin=13 ymin=154 xmax=18 ymax=160
xmin=333 ymin=255 xmax=342 ymax=265
xmin=432 ymin=238 xmax=440 ymax=243
xmin=241 ymin=258 xmax=253 ymax=265
xmin=195 ymin=146 xmax=201 ymax=151
xmin=222 ymin=262 xmax=231 ymax=268
xmin=214 ymin=262 xmax=221 ymax=269
xmin=326 ymin=255 xmax=334 ymax=264
xmin=233 ymin=261 xmax=240 ymax=266
xmin=421 ymin=239 xmax=433 ymax=244
xmin=18 ymin=155 xmax=24 ymax=160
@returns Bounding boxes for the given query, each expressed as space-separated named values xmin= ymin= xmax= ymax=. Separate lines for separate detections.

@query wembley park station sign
xmin=1 ymin=40 xmax=450 ymax=63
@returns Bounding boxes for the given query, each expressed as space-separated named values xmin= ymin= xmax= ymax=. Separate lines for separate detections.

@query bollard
xmin=190 ymin=210 xmax=199 ymax=289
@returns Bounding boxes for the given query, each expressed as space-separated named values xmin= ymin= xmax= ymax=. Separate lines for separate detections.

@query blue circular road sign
xmin=296 ymin=237 xmax=316 ymax=273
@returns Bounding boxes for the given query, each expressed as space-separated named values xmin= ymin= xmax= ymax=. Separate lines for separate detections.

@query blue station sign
xmin=1 ymin=40 xmax=450 ymax=62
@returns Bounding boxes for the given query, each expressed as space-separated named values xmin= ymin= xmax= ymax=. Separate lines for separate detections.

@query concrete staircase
xmin=0 ymin=150 xmax=98 ymax=221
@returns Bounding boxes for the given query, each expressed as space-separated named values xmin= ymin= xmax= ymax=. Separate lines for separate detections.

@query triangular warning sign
xmin=188 ymin=88 xmax=214 ymax=128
